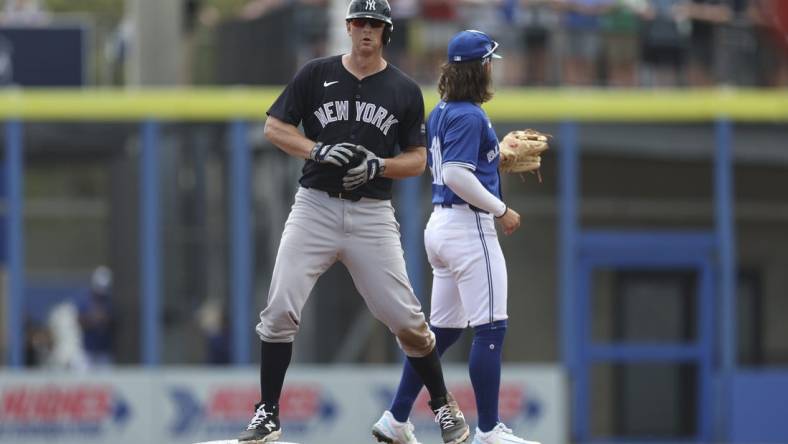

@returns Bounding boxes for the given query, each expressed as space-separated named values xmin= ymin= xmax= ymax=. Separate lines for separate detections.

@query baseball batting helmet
xmin=346 ymin=0 xmax=394 ymax=45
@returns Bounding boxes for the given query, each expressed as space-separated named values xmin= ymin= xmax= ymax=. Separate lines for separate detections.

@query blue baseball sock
xmin=469 ymin=320 xmax=507 ymax=433
xmin=389 ymin=326 xmax=463 ymax=422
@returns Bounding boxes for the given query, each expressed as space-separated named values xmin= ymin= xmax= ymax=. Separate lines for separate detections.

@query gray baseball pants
xmin=256 ymin=187 xmax=436 ymax=357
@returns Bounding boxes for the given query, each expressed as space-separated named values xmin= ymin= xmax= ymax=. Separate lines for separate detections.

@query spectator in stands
xmin=47 ymin=302 xmax=90 ymax=371
xmin=388 ymin=0 xmax=420 ymax=74
xmin=196 ymin=298 xmax=230 ymax=364
xmin=77 ymin=265 xmax=116 ymax=367
xmin=639 ymin=0 xmax=690 ymax=86
xmin=519 ymin=0 xmax=561 ymax=86
xmin=711 ymin=0 xmax=760 ymax=86
xmin=458 ymin=0 xmax=504 ymax=35
xmin=681 ymin=0 xmax=733 ymax=85
xmin=0 ymin=0 xmax=48 ymax=25
xmin=555 ymin=0 xmax=614 ymax=85
xmin=239 ymin=0 xmax=286 ymax=20
xmin=293 ymin=0 xmax=330 ymax=64
xmin=747 ymin=0 xmax=788 ymax=86
xmin=24 ymin=317 xmax=52 ymax=367
xmin=601 ymin=0 xmax=648 ymax=86
xmin=458 ymin=0 xmax=517 ymax=84
xmin=494 ymin=0 xmax=526 ymax=86
xmin=420 ymin=0 xmax=461 ymax=82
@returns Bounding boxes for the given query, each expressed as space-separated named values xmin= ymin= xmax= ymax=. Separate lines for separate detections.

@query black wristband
xmin=495 ymin=206 xmax=509 ymax=219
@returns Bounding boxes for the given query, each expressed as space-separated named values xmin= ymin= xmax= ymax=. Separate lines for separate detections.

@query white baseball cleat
xmin=372 ymin=410 xmax=423 ymax=444
xmin=471 ymin=423 xmax=541 ymax=444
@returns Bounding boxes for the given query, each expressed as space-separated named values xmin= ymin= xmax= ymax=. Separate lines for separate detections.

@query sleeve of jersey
xmin=398 ymin=84 xmax=427 ymax=150
xmin=443 ymin=165 xmax=507 ymax=217
xmin=441 ymin=113 xmax=483 ymax=171
xmin=266 ymin=62 xmax=312 ymax=126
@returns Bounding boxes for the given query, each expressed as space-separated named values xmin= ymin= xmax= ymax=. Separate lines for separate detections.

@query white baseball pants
xmin=424 ymin=205 xmax=509 ymax=328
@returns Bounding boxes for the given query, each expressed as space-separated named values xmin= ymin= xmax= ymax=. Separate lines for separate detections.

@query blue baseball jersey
xmin=427 ymin=101 xmax=502 ymax=206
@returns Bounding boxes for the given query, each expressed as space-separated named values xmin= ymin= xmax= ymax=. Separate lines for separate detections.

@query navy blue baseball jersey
xmin=267 ymin=55 xmax=426 ymax=200
xmin=427 ymin=101 xmax=502 ymax=206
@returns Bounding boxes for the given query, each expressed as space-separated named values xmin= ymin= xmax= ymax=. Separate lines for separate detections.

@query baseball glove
xmin=499 ymin=129 xmax=550 ymax=181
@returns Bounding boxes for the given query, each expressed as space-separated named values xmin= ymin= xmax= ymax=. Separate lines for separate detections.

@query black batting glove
xmin=310 ymin=142 xmax=360 ymax=167
xmin=342 ymin=146 xmax=386 ymax=190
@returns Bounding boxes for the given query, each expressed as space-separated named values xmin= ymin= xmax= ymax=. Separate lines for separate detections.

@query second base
xmin=192 ymin=440 xmax=300 ymax=444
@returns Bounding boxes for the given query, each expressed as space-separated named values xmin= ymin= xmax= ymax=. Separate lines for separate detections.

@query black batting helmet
xmin=346 ymin=0 xmax=394 ymax=45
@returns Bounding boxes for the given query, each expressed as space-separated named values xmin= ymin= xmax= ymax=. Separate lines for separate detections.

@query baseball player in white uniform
xmin=372 ymin=30 xmax=541 ymax=444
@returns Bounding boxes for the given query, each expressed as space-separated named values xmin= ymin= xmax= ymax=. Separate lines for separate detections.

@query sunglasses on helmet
xmin=348 ymin=17 xmax=385 ymax=29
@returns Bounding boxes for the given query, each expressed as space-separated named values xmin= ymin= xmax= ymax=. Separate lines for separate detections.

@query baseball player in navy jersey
xmin=372 ymin=31 xmax=541 ymax=444
xmin=238 ymin=1 xmax=469 ymax=443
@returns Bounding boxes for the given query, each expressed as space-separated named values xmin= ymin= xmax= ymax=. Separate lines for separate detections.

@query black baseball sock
xmin=406 ymin=347 xmax=448 ymax=405
xmin=259 ymin=340 xmax=293 ymax=407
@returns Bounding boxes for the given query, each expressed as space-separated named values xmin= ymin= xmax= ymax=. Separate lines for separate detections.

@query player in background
xmin=372 ymin=30 xmax=541 ymax=444
xmin=239 ymin=1 xmax=469 ymax=443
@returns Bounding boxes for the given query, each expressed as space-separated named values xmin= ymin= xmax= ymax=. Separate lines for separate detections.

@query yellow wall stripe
xmin=0 ymin=88 xmax=786 ymax=122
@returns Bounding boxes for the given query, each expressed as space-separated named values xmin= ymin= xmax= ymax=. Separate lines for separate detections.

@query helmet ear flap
xmin=383 ymin=24 xmax=392 ymax=45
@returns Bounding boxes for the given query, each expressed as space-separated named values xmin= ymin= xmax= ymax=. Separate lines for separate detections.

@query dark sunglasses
xmin=348 ymin=18 xmax=385 ymax=29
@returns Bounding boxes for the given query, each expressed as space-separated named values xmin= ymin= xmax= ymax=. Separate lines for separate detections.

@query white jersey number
xmin=429 ymin=135 xmax=444 ymax=185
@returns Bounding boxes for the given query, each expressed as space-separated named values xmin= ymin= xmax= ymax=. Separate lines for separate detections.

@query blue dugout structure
xmin=560 ymin=120 xmax=733 ymax=443
xmin=3 ymin=89 xmax=788 ymax=443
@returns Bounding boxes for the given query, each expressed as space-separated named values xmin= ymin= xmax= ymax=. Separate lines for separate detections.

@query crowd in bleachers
xmin=378 ymin=0 xmax=788 ymax=87
xmin=223 ymin=0 xmax=788 ymax=87
xmin=4 ymin=0 xmax=786 ymax=87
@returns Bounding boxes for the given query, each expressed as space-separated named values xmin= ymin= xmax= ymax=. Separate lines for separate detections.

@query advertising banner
xmin=0 ymin=365 xmax=565 ymax=444
xmin=0 ymin=370 xmax=153 ymax=444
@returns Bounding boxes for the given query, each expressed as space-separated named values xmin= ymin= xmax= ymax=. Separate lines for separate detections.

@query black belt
xmin=326 ymin=190 xmax=362 ymax=202
xmin=440 ymin=203 xmax=489 ymax=214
